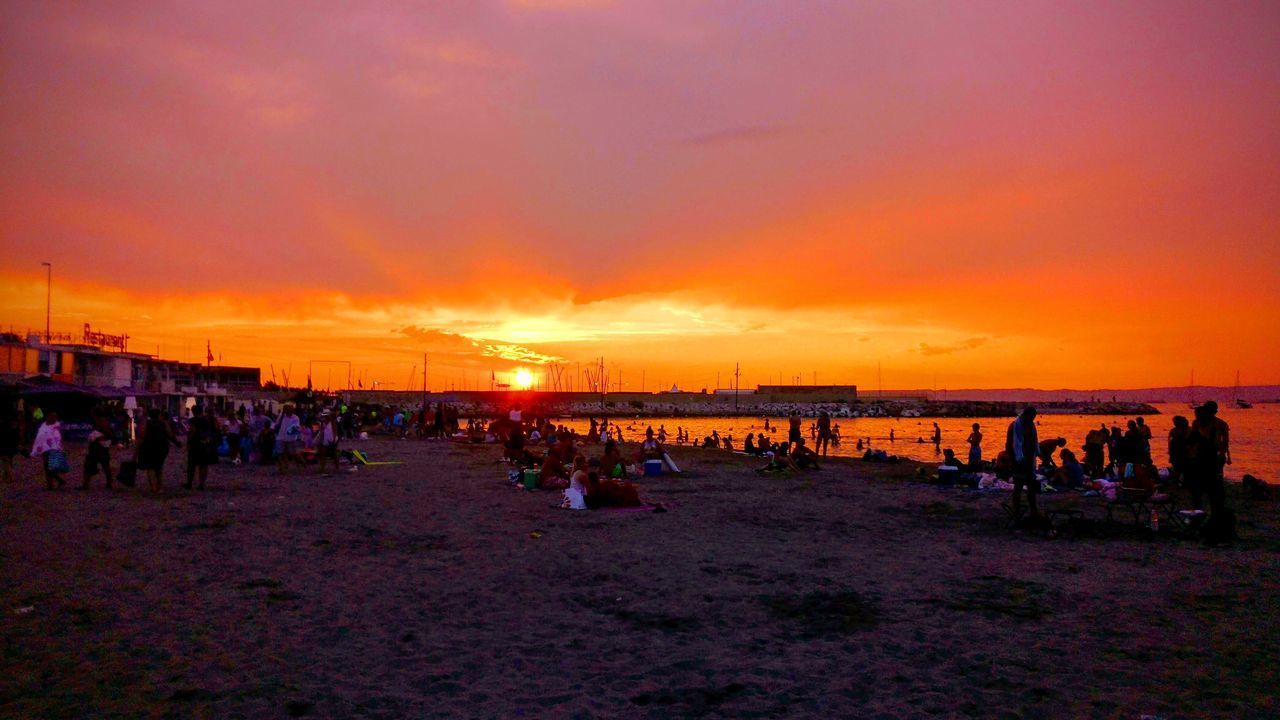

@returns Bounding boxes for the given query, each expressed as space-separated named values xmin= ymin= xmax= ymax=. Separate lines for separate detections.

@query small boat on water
xmin=1234 ymin=371 xmax=1252 ymax=409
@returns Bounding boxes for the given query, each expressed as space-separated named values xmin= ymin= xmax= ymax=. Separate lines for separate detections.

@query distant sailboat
xmin=1235 ymin=370 xmax=1252 ymax=409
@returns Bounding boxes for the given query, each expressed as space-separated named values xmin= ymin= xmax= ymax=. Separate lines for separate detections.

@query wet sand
xmin=2 ymin=439 xmax=1278 ymax=718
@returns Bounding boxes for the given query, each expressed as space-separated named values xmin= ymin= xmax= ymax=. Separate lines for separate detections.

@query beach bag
xmin=46 ymin=450 xmax=69 ymax=474
xmin=118 ymin=460 xmax=138 ymax=488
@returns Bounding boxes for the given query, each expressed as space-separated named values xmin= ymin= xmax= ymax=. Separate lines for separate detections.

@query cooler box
xmin=937 ymin=465 xmax=960 ymax=486
xmin=522 ymin=469 xmax=540 ymax=490
xmin=644 ymin=459 xmax=663 ymax=476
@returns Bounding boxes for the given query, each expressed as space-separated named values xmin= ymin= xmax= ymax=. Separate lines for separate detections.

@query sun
xmin=514 ymin=368 xmax=534 ymax=389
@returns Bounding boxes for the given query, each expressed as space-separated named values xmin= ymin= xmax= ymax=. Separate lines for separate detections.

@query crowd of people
xmin=4 ymin=398 xmax=471 ymax=493
xmin=498 ymin=407 xmax=651 ymax=509
xmin=4 ymin=396 xmax=1240 ymax=541
xmin=923 ymin=403 xmax=1235 ymax=540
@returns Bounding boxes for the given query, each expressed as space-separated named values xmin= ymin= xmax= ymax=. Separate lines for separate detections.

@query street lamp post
xmin=40 ymin=262 xmax=51 ymax=342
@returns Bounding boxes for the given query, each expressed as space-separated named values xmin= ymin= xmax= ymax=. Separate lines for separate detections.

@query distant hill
xmin=887 ymin=386 xmax=1280 ymax=404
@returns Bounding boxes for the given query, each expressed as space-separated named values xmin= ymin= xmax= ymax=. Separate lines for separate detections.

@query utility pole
xmin=40 ymin=261 xmax=51 ymax=342
xmin=422 ymin=354 xmax=428 ymax=416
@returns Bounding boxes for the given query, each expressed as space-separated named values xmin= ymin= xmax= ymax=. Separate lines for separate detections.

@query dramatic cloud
xmin=2 ymin=2 xmax=1278 ymax=388
xmin=916 ymin=338 xmax=989 ymax=357
xmin=398 ymin=326 xmax=563 ymax=365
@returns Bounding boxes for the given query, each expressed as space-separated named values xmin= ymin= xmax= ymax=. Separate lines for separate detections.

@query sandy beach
xmin=2 ymin=438 xmax=1278 ymax=719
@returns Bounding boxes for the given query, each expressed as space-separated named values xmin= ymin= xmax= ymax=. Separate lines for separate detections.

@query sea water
xmin=563 ymin=403 xmax=1279 ymax=482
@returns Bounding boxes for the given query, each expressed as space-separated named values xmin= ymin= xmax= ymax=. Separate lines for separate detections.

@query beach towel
xmin=563 ymin=487 xmax=587 ymax=510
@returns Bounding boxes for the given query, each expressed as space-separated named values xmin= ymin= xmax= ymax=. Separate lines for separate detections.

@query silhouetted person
xmin=1006 ymin=406 xmax=1040 ymax=520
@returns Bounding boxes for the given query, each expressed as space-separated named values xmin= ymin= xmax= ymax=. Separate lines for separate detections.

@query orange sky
xmin=2 ymin=1 xmax=1278 ymax=391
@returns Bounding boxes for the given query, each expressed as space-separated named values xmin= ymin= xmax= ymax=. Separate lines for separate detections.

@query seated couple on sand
xmin=757 ymin=439 xmax=821 ymax=473
xmin=562 ymin=454 xmax=642 ymax=509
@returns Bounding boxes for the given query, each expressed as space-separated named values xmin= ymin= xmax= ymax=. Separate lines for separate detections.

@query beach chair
xmin=1105 ymin=485 xmax=1178 ymax=534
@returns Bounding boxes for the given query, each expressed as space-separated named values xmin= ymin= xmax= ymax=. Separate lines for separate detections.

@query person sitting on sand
xmin=638 ymin=428 xmax=663 ymax=462
xmin=758 ymin=446 xmax=797 ymax=473
xmin=1054 ymin=449 xmax=1086 ymax=489
xmin=539 ymin=447 xmax=570 ymax=490
xmin=560 ymin=455 xmax=590 ymax=509
xmin=744 ymin=433 xmax=758 ymax=455
xmin=790 ymin=438 xmax=821 ymax=470
xmin=584 ymin=470 xmax=642 ymax=509
xmin=941 ymin=448 xmax=963 ymax=468
xmin=599 ymin=440 xmax=627 ymax=479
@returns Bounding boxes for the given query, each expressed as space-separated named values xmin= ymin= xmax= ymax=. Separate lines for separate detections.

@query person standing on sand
xmin=82 ymin=414 xmax=115 ymax=489
xmin=316 ymin=411 xmax=339 ymax=476
xmin=966 ymin=423 xmax=983 ymax=470
xmin=815 ymin=411 xmax=832 ymax=456
xmin=274 ymin=404 xmax=302 ymax=474
xmin=137 ymin=409 xmax=181 ymax=493
xmin=1187 ymin=402 xmax=1230 ymax=516
xmin=185 ymin=405 xmax=218 ymax=489
xmin=1006 ymin=406 xmax=1040 ymax=521
xmin=788 ymin=412 xmax=802 ymax=446
xmin=1167 ymin=416 xmax=1191 ymax=486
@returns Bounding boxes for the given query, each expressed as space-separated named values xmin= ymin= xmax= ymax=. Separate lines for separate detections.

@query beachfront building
xmin=0 ymin=330 xmax=261 ymax=421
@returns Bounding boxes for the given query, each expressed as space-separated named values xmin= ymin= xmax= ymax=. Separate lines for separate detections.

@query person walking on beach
xmin=966 ymin=423 xmax=983 ymax=470
xmin=185 ymin=405 xmax=218 ymax=490
xmin=815 ymin=411 xmax=832 ymax=456
xmin=137 ymin=409 xmax=181 ymax=493
xmin=31 ymin=411 xmax=65 ymax=489
xmin=1006 ymin=406 xmax=1040 ymax=521
xmin=82 ymin=414 xmax=115 ymax=489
